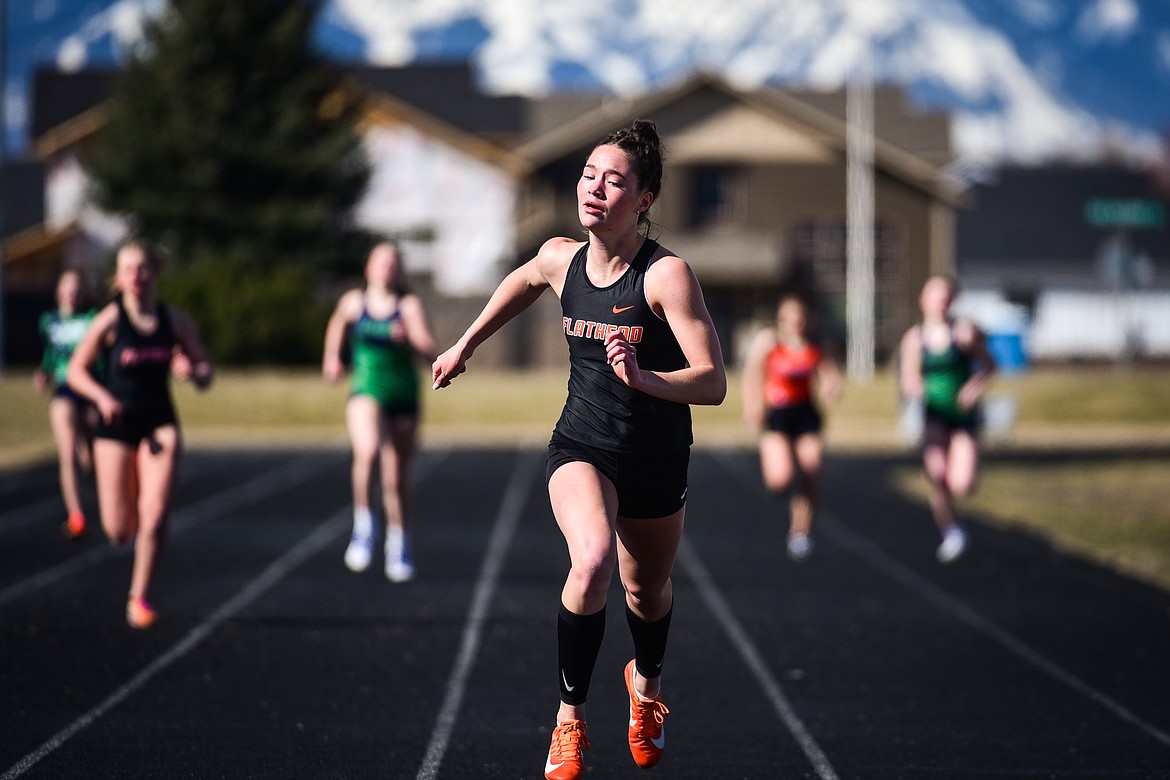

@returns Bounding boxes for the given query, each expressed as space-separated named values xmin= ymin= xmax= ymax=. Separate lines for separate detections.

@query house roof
xmin=342 ymin=72 xmax=531 ymax=175
xmin=347 ymin=63 xmax=528 ymax=138
xmin=1 ymin=159 xmax=46 ymax=238
xmin=30 ymin=68 xmax=119 ymax=142
xmin=512 ymin=72 xmax=963 ymax=205
xmin=27 ymin=62 xmax=531 ymax=172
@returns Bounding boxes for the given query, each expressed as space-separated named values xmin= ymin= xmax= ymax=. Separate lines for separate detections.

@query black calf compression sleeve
xmin=557 ymin=603 xmax=606 ymax=705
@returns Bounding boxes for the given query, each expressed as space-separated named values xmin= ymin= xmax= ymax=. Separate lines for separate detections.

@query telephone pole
xmin=845 ymin=48 xmax=875 ymax=382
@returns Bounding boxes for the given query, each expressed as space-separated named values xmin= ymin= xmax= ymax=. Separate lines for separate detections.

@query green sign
xmin=1084 ymin=198 xmax=1166 ymax=229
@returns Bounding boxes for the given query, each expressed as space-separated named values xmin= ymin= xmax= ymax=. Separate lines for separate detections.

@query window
xmin=789 ymin=217 xmax=906 ymax=353
xmin=689 ymin=166 xmax=740 ymax=227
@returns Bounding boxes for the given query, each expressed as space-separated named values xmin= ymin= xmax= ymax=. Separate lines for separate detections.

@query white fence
xmin=955 ymin=289 xmax=1170 ymax=361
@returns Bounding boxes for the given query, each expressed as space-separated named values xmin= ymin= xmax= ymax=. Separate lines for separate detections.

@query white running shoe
xmin=786 ymin=533 xmax=814 ymax=562
xmin=344 ymin=531 xmax=374 ymax=572
xmin=936 ymin=526 xmax=968 ymax=563
xmin=385 ymin=527 xmax=414 ymax=583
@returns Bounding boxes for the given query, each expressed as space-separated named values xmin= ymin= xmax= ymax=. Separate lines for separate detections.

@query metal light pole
xmin=845 ymin=47 xmax=875 ymax=382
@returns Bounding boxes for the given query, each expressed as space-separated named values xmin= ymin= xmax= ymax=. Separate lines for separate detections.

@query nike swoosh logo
xmin=545 ymin=757 xmax=564 ymax=774
xmin=561 ymin=670 xmax=575 ymax=692
xmin=651 ymin=726 xmax=666 ymax=750
xmin=612 ymin=304 xmax=635 ymax=314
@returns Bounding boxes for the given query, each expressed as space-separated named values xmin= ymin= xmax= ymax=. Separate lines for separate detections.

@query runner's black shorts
xmin=763 ymin=401 xmax=823 ymax=438
xmin=924 ymin=406 xmax=981 ymax=436
xmin=545 ymin=432 xmax=690 ymax=519
xmin=94 ymin=405 xmax=178 ymax=446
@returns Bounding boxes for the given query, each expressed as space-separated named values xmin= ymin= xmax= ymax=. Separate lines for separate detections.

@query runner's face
xmin=577 ymin=144 xmax=650 ymax=231
xmin=115 ymin=246 xmax=156 ymax=300
xmin=57 ymin=272 xmax=81 ymax=310
xmin=366 ymin=244 xmax=399 ymax=288
xmin=919 ymin=278 xmax=953 ymax=319
xmin=778 ymin=300 xmax=806 ymax=336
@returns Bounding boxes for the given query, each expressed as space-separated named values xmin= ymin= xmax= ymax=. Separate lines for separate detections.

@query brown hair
xmin=598 ymin=118 xmax=665 ymax=229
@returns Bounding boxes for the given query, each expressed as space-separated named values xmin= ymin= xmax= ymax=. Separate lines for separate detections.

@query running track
xmin=1 ymin=446 xmax=1168 ymax=779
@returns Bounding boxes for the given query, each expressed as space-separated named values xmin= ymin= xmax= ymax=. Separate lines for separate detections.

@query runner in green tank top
xmin=33 ymin=269 xmax=98 ymax=539
xmin=349 ymin=307 xmax=418 ymax=410
xmin=899 ymin=275 xmax=996 ymax=564
xmin=921 ymin=340 xmax=976 ymax=425
xmin=323 ymin=241 xmax=437 ymax=582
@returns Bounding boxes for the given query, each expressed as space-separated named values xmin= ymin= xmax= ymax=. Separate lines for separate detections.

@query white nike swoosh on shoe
xmin=651 ymin=725 xmax=665 ymax=749
xmin=561 ymin=670 xmax=575 ymax=692
xmin=544 ymin=757 xmax=563 ymax=774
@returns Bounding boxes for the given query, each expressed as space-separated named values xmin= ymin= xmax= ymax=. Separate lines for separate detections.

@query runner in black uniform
xmin=68 ymin=240 xmax=214 ymax=628
xmin=432 ymin=120 xmax=726 ymax=780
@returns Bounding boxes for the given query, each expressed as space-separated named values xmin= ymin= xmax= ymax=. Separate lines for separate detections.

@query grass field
xmin=3 ymin=364 xmax=1169 ymax=589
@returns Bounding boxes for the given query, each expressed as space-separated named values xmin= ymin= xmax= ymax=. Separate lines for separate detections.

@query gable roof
xmin=27 ymin=63 xmax=530 ymax=173
xmin=1 ymin=160 xmax=46 ymax=238
xmin=513 ymin=72 xmax=963 ymax=204
xmin=347 ymin=63 xmax=527 ymax=137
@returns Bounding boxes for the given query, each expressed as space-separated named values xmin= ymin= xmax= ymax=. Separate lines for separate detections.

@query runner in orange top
xmin=741 ymin=295 xmax=841 ymax=560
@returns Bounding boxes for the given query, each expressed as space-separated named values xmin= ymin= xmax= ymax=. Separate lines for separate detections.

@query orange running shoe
xmin=625 ymin=659 xmax=670 ymax=768
xmin=544 ymin=719 xmax=588 ymax=780
xmin=126 ymin=597 xmax=158 ymax=629
xmin=62 ymin=511 xmax=86 ymax=539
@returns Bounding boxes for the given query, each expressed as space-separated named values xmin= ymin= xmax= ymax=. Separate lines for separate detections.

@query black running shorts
xmin=94 ymin=405 xmax=178 ymax=446
xmin=764 ymin=401 xmax=823 ymax=438
xmin=545 ymin=433 xmax=690 ymax=519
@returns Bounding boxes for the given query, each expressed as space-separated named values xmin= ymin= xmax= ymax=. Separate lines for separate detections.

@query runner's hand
xmin=605 ymin=330 xmax=641 ymax=389
xmin=432 ymin=346 xmax=467 ymax=389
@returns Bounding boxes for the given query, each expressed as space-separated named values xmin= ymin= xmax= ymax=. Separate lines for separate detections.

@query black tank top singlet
xmin=553 ymin=238 xmax=692 ymax=453
xmin=103 ymin=296 xmax=177 ymax=419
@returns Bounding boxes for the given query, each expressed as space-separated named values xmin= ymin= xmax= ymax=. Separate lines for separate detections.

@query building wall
xmin=356 ymin=124 xmax=518 ymax=296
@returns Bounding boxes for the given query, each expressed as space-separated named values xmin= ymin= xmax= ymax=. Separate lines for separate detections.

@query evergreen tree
xmin=87 ymin=0 xmax=370 ymax=363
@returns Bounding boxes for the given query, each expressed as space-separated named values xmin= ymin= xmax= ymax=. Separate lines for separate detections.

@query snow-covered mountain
xmin=7 ymin=0 xmax=1170 ymax=165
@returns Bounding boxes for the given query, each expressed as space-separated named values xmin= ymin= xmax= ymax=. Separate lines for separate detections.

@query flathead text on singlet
xmin=562 ymin=317 xmax=644 ymax=343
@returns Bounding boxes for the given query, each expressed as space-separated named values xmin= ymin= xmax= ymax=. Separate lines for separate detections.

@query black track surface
xmin=2 ymin=446 xmax=1168 ymax=779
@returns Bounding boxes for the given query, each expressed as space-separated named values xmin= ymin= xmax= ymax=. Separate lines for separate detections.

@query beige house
xmin=509 ymin=75 xmax=963 ymax=366
xmin=4 ymin=67 xmax=961 ymax=369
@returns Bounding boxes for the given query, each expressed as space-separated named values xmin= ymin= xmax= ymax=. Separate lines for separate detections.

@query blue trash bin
xmin=986 ymin=330 xmax=1027 ymax=374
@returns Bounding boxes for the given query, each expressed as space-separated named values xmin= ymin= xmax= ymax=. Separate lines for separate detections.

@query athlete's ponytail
xmin=600 ymin=118 xmax=665 ymax=231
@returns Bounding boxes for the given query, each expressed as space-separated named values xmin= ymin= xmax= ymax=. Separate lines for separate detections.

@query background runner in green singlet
xmin=323 ymin=241 xmax=437 ymax=582
xmin=899 ymin=275 xmax=996 ymax=563
xmin=34 ymin=269 xmax=98 ymax=539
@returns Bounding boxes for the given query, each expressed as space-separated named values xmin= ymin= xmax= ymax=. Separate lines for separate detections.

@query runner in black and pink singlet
xmin=68 ymin=240 xmax=214 ymax=629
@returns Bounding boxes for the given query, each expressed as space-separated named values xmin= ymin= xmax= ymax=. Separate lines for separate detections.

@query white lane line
xmin=0 ymin=496 xmax=62 ymax=534
xmin=678 ymin=537 xmax=842 ymax=780
xmin=712 ymin=450 xmax=1170 ymax=751
xmin=0 ymin=452 xmax=344 ymax=608
xmin=0 ymin=456 xmax=229 ymax=535
xmin=817 ymin=510 xmax=1170 ymax=749
xmin=416 ymin=450 xmax=541 ymax=780
xmin=0 ymin=507 xmax=350 ymax=780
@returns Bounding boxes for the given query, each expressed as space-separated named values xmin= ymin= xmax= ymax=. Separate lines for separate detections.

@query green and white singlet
xmin=39 ymin=308 xmax=96 ymax=386
xmin=349 ymin=302 xmax=419 ymax=413
xmin=921 ymin=335 xmax=976 ymax=425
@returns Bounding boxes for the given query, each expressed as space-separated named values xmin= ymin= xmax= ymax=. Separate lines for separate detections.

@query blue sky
xmin=4 ymin=0 xmax=1169 ymax=161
